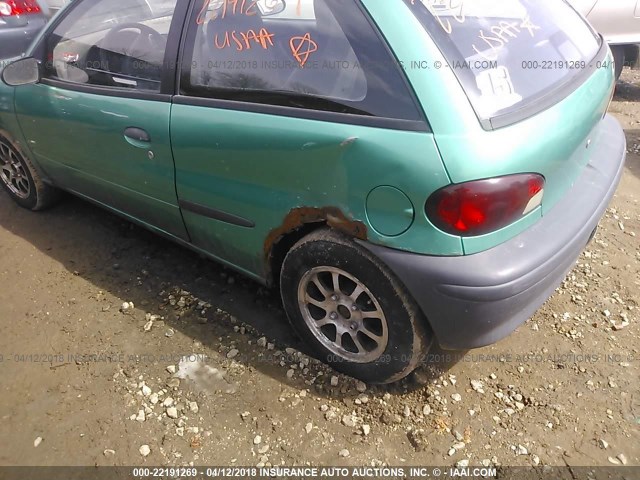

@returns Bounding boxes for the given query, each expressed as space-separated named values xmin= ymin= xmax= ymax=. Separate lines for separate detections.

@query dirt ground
xmin=0 ymin=72 xmax=638 ymax=471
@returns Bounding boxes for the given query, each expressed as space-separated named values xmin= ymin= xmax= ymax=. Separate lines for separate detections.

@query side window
xmin=182 ymin=0 xmax=422 ymax=121
xmin=43 ymin=0 xmax=178 ymax=92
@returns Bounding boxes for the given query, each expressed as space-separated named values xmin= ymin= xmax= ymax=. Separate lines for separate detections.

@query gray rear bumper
xmin=362 ymin=114 xmax=627 ymax=350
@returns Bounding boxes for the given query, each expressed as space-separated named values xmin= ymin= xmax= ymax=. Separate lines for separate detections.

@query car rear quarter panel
xmin=171 ymin=105 xmax=461 ymax=280
xmin=365 ymin=0 xmax=615 ymax=254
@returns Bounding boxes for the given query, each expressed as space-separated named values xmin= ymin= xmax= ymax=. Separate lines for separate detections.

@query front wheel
xmin=0 ymin=135 xmax=60 ymax=210
xmin=280 ymin=229 xmax=432 ymax=384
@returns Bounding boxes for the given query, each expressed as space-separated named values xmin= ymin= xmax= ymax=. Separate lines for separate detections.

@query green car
xmin=0 ymin=0 xmax=626 ymax=383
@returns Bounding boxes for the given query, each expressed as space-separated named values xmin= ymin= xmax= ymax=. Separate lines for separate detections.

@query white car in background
xmin=572 ymin=0 xmax=640 ymax=79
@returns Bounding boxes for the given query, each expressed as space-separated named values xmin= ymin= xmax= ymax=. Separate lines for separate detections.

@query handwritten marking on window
xmin=290 ymin=33 xmax=318 ymax=67
xmin=196 ymin=0 xmax=210 ymax=25
xmin=197 ymin=0 xmax=259 ymax=24
xmin=221 ymin=0 xmax=259 ymax=17
xmin=519 ymin=15 xmax=541 ymax=37
xmin=472 ymin=16 xmax=540 ymax=61
xmin=215 ymin=28 xmax=275 ymax=51
xmin=414 ymin=0 xmax=465 ymax=34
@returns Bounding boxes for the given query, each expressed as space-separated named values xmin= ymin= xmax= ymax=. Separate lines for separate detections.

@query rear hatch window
xmin=405 ymin=0 xmax=603 ymax=127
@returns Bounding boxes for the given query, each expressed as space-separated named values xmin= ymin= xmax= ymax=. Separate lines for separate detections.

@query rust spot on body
xmin=264 ymin=207 xmax=368 ymax=280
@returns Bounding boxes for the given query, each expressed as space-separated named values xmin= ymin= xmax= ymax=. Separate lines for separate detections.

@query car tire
xmin=0 ymin=135 xmax=60 ymax=211
xmin=280 ymin=228 xmax=432 ymax=384
xmin=612 ymin=45 xmax=624 ymax=81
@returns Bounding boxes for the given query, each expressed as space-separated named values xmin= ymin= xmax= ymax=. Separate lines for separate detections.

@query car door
xmin=170 ymin=0 xmax=443 ymax=278
xmin=13 ymin=0 xmax=190 ymax=239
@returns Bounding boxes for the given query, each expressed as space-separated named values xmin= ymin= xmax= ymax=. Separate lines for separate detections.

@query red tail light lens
xmin=0 ymin=0 xmax=41 ymax=16
xmin=426 ymin=174 xmax=545 ymax=237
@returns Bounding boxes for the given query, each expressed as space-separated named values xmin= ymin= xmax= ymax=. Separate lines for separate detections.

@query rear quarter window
xmin=405 ymin=0 xmax=603 ymax=122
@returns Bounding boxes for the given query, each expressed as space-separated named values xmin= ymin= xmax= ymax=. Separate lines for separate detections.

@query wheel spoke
xmin=18 ymin=179 xmax=30 ymax=194
xmin=350 ymin=332 xmax=367 ymax=353
xmin=350 ymin=285 xmax=364 ymax=302
xmin=315 ymin=318 xmax=332 ymax=328
xmin=360 ymin=327 xmax=384 ymax=343
xmin=305 ymin=294 xmax=328 ymax=310
xmin=331 ymin=272 xmax=341 ymax=293
xmin=310 ymin=274 xmax=329 ymax=299
xmin=363 ymin=308 xmax=385 ymax=320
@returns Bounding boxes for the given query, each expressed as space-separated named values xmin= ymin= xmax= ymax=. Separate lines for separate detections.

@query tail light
xmin=426 ymin=174 xmax=545 ymax=237
xmin=0 ymin=0 xmax=41 ymax=16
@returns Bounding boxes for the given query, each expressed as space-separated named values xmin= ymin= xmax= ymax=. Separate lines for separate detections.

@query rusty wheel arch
xmin=264 ymin=207 xmax=368 ymax=287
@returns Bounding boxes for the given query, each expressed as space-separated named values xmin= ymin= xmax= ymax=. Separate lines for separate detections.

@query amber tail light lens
xmin=426 ymin=174 xmax=545 ymax=237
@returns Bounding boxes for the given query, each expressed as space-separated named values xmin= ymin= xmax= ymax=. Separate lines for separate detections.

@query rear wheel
xmin=0 ymin=135 xmax=59 ymax=210
xmin=280 ymin=229 xmax=432 ymax=384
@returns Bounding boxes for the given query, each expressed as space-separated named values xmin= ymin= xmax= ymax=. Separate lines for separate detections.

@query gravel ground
xmin=0 ymin=72 xmax=638 ymax=470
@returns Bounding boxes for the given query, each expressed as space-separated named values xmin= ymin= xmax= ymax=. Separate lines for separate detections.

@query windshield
xmin=405 ymin=0 xmax=602 ymax=122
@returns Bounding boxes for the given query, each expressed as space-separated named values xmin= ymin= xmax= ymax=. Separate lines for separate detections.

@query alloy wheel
xmin=0 ymin=140 xmax=31 ymax=199
xmin=297 ymin=266 xmax=389 ymax=363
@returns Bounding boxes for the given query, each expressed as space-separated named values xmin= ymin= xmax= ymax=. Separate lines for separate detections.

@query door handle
xmin=124 ymin=127 xmax=151 ymax=148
